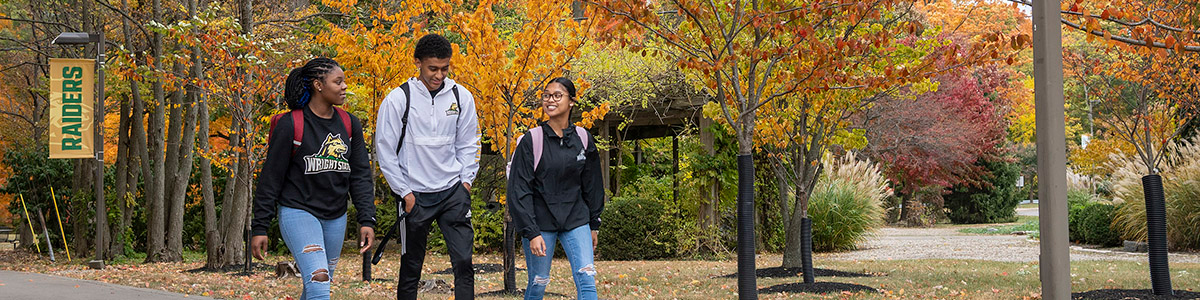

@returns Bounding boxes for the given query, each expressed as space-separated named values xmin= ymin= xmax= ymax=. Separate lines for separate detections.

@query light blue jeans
xmin=278 ymin=206 xmax=346 ymax=300
xmin=522 ymin=224 xmax=597 ymax=300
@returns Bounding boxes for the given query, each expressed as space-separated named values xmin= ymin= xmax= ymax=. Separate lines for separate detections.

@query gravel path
xmin=817 ymin=226 xmax=1200 ymax=263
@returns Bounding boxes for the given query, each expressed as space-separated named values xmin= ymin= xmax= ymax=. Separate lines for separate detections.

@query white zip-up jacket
xmin=375 ymin=77 xmax=480 ymax=200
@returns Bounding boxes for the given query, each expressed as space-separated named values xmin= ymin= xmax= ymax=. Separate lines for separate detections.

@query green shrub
xmin=597 ymin=197 xmax=675 ymax=260
xmin=808 ymin=178 xmax=882 ymax=252
xmin=1078 ymin=203 xmax=1121 ymax=247
xmin=1067 ymin=188 xmax=1095 ymax=242
xmin=945 ymin=157 xmax=1023 ymax=224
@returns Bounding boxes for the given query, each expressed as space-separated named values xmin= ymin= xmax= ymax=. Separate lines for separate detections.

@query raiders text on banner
xmin=49 ymin=58 xmax=95 ymax=159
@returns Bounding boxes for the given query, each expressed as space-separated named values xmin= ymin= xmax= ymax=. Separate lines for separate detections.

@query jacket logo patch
xmin=446 ymin=103 xmax=460 ymax=116
xmin=304 ymin=133 xmax=351 ymax=174
xmin=576 ymin=148 xmax=586 ymax=161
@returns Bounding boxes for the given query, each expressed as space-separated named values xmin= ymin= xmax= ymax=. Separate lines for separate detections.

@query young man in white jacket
xmin=375 ymin=33 xmax=481 ymax=300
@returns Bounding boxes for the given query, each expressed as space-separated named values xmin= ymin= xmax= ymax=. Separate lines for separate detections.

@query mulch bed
xmin=478 ymin=289 xmax=569 ymax=298
xmin=759 ymin=282 xmax=878 ymax=295
xmin=1072 ymin=289 xmax=1200 ymax=299
xmin=717 ymin=266 xmax=879 ymax=278
xmin=433 ymin=263 xmax=523 ymax=275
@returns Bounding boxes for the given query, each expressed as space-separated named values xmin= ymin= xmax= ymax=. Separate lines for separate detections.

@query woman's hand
xmin=250 ymin=235 xmax=269 ymax=260
xmin=359 ymin=226 xmax=375 ymax=254
xmin=529 ymin=236 xmax=547 ymax=257
xmin=592 ymin=230 xmax=599 ymax=252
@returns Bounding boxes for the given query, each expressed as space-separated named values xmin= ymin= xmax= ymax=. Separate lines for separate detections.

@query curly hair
xmin=413 ymin=34 xmax=453 ymax=61
xmin=283 ymin=58 xmax=340 ymax=110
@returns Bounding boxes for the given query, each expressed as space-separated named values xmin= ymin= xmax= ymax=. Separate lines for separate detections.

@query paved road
xmin=820 ymin=226 xmax=1200 ymax=263
xmin=1016 ymin=207 xmax=1038 ymax=216
xmin=0 ymin=270 xmax=213 ymax=299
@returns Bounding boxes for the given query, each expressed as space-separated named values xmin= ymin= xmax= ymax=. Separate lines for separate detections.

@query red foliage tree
xmin=862 ymin=65 xmax=1012 ymax=223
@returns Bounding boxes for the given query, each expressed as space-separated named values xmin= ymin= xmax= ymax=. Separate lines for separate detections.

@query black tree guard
xmin=801 ymin=217 xmax=815 ymax=284
xmin=1141 ymin=174 xmax=1172 ymax=295
xmin=737 ymin=155 xmax=757 ymax=299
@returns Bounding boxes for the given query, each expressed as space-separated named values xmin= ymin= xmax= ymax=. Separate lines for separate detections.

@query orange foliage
xmin=451 ymin=0 xmax=605 ymax=157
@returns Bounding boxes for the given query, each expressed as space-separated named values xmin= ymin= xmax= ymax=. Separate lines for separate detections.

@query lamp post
xmin=51 ymin=32 xmax=107 ymax=262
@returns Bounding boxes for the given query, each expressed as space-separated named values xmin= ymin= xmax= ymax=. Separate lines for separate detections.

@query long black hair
xmin=284 ymin=58 xmax=341 ymax=110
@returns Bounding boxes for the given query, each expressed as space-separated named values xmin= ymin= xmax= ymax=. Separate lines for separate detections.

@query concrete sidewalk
xmin=0 ymin=270 xmax=214 ymax=299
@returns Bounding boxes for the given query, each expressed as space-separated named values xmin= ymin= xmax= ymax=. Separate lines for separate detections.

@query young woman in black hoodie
xmin=507 ymin=77 xmax=604 ymax=300
xmin=249 ymin=58 xmax=376 ymax=300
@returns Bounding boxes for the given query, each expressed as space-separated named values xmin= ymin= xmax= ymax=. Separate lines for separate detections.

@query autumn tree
xmin=862 ymin=65 xmax=1014 ymax=225
xmin=591 ymin=0 xmax=1019 ymax=291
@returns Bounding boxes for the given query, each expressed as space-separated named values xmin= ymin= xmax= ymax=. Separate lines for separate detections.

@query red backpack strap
xmin=334 ymin=106 xmax=352 ymax=138
xmin=269 ymin=112 xmax=286 ymax=143
xmin=290 ymin=110 xmax=304 ymax=148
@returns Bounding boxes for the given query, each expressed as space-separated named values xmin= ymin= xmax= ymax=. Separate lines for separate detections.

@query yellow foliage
xmin=450 ymin=0 xmax=598 ymax=158
xmin=1068 ymin=137 xmax=1136 ymax=178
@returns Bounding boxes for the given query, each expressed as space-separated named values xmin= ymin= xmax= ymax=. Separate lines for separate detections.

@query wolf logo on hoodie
xmin=304 ymin=133 xmax=351 ymax=174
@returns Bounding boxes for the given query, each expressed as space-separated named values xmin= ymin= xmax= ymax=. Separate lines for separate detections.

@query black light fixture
xmin=51 ymin=32 xmax=99 ymax=45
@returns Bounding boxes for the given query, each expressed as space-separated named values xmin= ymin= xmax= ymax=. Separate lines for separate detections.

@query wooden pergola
xmin=593 ymin=93 xmax=709 ymax=197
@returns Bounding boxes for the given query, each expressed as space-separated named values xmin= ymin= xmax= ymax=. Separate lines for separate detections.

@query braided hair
xmin=284 ymin=58 xmax=341 ymax=110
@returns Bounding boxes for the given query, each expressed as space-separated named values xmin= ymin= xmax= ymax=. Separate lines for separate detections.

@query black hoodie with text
xmin=252 ymin=106 xmax=376 ymax=236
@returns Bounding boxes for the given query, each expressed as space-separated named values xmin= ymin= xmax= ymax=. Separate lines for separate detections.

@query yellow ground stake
xmin=18 ymin=194 xmax=40 ymax=253
xmin=49 ymin=187 xmax=71 ymax=261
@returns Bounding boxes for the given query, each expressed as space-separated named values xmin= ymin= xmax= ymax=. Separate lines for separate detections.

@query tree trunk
xmin=111 ymin=93 xmax=132 ymax=257
xmin=162 ymin=69 xmax=184 ymax=262
xmin=781 ymin=173 xmax=802 ymax=268
xmin=165 ymin=59 xmax=199 ymax=262
xmin=191 ymin=0 xmax=221 ymax=269
xmin=698 ymin=117 xmax=719 ymax=252
xmin=216 ymin=116 xmax=244 ymax=268
xmin=200 ymin=94 xmax=221 ymax=268
xmin=19 ymin=220 xmax=35 ymax=251
xmin=503 ymin=210 xmax=516 ymax=292
xmin=72 ymin=159 xmax=92 ymax=259
xmin=121 ymin=0 xmax=149 ymax=260
xmin=144 ymin=0 xmax=168 ymax=263
xmin=217 ymin=0 xmax=256 ymax=269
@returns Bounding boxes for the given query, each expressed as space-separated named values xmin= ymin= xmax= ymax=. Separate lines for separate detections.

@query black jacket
xmin=507 ymin=123 xmax=604 ymax=240
xmin=252 ymin=106 xmax=376 ymax=236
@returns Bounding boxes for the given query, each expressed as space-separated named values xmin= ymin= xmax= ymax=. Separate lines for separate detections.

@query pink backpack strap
xmin=575 ymin=126 xmax=589 ymax=150
xmin=530 ymin=126 xmax=544 ymax=170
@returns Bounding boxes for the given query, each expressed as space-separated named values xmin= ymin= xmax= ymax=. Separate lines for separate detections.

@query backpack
xmin=268 ymin=106 xmax=351 ymax=155
xmin=505 ymin=126 xmax=590 ymax=178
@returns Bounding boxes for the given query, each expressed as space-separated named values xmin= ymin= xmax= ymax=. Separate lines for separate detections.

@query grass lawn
xmin=3 ymin=248 xmax=1199 ymax=299
xmin=958 ymin=219 xmax=1040 ymax=238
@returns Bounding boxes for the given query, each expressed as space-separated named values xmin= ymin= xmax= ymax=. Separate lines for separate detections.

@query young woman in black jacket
xmin=507 ymin=77 xmax=604 ymax=300
xmin=249 ymin=58 xmax=376 ymax=300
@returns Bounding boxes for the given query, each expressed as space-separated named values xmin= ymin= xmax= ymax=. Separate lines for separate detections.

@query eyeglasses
xmin=541 ymin=92 xmax=566 ymax=103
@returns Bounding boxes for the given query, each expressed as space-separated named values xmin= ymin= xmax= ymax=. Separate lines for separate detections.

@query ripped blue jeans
xmin=279 ymin=206 xmax=346 ymax=300
xmin=522 ymin=224 xmax=597 ymax=300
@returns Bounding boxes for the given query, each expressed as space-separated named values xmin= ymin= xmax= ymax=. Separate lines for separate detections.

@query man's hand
xmin=403 ymin=193 xmax=416 ymax=213
xmin=462 ymin=182 xmax=471 ymax=192
xmin=250 ymin=235 xmax=269 ymax=260
xmin=358 ymin=226 xmax=375 ymax=254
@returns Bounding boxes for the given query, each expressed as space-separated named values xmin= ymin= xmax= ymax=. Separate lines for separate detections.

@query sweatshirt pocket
xmin=541 ymin=187 xmax=581 ymax=226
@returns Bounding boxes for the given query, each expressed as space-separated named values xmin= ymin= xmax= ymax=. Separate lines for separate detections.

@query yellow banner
xmin=49 ymin=58 xmax=95 ymax=159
